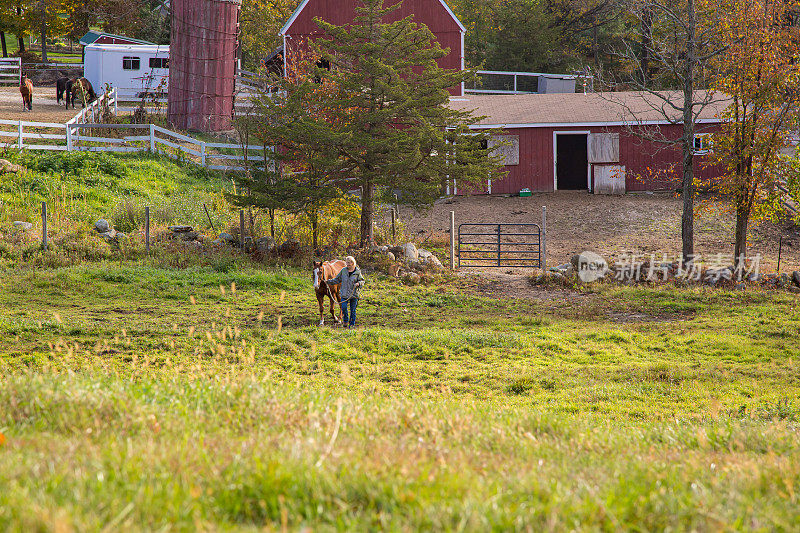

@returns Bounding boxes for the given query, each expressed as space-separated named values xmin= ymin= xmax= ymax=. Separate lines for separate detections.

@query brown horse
xmin=56 ymin=76 xmax=70 ymax=104
xmin=67 ymin=77 xmax=96 ymax=110
xmin=19 ymin=76 xmax=33 ymax=111
xmin=312 ymin=259 xmax=346 ymax=326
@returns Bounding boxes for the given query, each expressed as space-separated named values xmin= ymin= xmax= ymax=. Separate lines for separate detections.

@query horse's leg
xmin=317 ymin=292 xmax=325 ymax=326
xmin=332 ymin=288 xmax=342 ymax=323
xmin=329 ymin=291 xmax=337 ymax=323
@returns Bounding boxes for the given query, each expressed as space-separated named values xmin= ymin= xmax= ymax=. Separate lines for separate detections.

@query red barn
xmin=448 ymin=91 xmax=728 ymax=194
xmin=279 ymin=0 xmax=466 ymax=95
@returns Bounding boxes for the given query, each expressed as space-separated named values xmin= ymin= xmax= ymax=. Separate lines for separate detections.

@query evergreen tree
xmin=308 ymin=0 xmax=504 ymax=245
xmin=229 ymin=55 xmax=346 ymax=249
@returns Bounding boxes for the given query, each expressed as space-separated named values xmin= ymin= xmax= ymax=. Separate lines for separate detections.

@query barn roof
xmin=280 ymin=0 xmax=466 ymax=35
xmin=79 ymin=30 xmax=155 ymax=47
xmin=449 ymin=91 xmax=730 ymax=128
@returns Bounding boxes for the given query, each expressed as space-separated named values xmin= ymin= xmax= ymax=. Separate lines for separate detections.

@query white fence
xmin=0 ymin=120 xmax=267 ymax=171
xmin=1 ymin=88 xmax=267 ymax=171
xmin=0 ymin=58 xmax=21 ymax=86
xmin=66 ymin=87 xmax=119 ymax=128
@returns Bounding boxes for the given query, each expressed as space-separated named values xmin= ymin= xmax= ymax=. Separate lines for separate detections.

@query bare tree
xmin=606 ymin=0 xmax=729 ymax=263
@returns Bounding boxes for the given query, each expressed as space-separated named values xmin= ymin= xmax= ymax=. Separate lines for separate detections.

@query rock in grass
xmin=98 ymin=229 xmax=125 ymax=245
xmin=169 ymin=225 xmax=193 ymax=233
xmin=0 ymin=159 xmax=23 ymax=174
xmin=219 ymin=232 xmax=236 ymax=245
xmin=94 ymin=219 xmax=110 ymax=233
xmin=386 ymin=251 xmax=395 ymax=261
xmin=402 ymin=242 xmax=419 ymax=262
xmin=255 ymin=236 xmax=275 ymax=253
xmin=793 ymin=271 xmax=800 ymax=287
xmin=12 ymin=221 xmax=33 ymax=231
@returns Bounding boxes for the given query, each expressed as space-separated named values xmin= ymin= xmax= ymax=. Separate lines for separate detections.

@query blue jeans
xmin=340 ymin=298 xmax=358 ymax=327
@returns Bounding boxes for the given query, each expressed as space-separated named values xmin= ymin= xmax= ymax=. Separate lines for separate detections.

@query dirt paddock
xmin=402 ymin=191 xmax=800 ymax=273
xmin=0 ymin=85 xmax=87 ymax=123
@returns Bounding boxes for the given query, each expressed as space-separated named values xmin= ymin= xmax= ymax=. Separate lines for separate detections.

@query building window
xmin=123 ymin=56 xmax=141 ymax=70
xmin=149 ymin=57 xmax=169 ymax=69
xmin=693 ymin=133 xmax=712 ymax=155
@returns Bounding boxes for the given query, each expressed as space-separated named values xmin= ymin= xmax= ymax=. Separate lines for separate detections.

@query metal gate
xmin=458 ymin=223 xmax=543 ymax=268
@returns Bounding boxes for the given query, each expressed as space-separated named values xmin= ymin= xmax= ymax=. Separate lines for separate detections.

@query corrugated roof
xmin=448 ymin=91 xmax=729 ymax=127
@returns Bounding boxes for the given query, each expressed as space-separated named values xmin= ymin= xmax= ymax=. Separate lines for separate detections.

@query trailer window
xmin=123 ymin=56 xmax=141 ymax=70
xmin=149 ymin=58 xmax=169 ymax=69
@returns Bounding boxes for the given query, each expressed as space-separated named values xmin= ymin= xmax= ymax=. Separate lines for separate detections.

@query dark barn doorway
xmin=556 ymin=134 xmax=588 ymax=190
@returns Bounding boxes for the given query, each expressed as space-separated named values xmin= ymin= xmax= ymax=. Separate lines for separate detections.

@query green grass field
xmin=1 ymin=256 xmax=799 ymax=530
xmin=1 ymin=152 xmax=799 ymax=530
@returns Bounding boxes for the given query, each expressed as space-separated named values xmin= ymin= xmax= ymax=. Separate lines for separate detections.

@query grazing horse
xmin=19 ymin=76 xmax=33 ymax=111
xmin=67 ymin=77 xmax=96 ymax=109
xmin=312 ymin=259 xmax=346 ymax=326
xmin=56 ymin=77 xmax=70 ymax=104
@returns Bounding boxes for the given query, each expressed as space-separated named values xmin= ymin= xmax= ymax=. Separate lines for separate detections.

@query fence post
xmin=145 ymin=206 xmax=150 ymax=253
xmin=41 ymin=202 xmax=47 ymax=250
xmin=497 ymin=224 xmax=501 ymax=267
xmin=18 ymin=120 xmax=22 ymax=148
xmin=201 ymin=142 xmax=206 ymax=166
xmin=113 ymin=89 xmax=118 ymax=116
xmin=541 ymin=205 xmax=547 ymax=271
xmin=450 ymin=211 xmax=455 ymax=271
xmin=391 ymin=208 xmax=396 ymax=242
xmin=149 ymin=124 xmax=155 ymax=152
xmin=239 ymin=209 xmax=245 ymax=250
xmin=66 ymin=124 xmax=72 ymax=151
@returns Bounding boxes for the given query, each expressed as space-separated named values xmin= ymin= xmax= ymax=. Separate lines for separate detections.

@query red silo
xmin=168 ymin=0 xmax=241 ymax=132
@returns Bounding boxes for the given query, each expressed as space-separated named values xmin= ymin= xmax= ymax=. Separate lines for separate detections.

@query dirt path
xmin=401 ymin=191 xmax=800 ymax=272
xmin=0 ymin=86 xmax=81 ymax=123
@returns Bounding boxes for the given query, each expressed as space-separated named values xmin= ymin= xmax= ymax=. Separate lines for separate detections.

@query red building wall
xmin=474 ymin=124 xmax=722 ymax=195
xmin=283 ymin=0 xmax=464 ymax=95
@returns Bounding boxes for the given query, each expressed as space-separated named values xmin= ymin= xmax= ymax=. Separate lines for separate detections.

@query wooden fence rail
xmin=0 ymin=58 xmax=21 ymax=86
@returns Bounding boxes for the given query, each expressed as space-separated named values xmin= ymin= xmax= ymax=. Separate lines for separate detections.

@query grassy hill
xmin=0 ymin=150 xmax=228 ymax=233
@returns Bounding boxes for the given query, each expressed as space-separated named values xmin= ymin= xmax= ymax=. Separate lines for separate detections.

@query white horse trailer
xmin=83 ymin=44 xmax=169 ymax=99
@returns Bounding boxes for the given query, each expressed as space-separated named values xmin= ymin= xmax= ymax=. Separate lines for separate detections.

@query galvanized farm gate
xmin=457 ymin=221 xmax=545 ymax=269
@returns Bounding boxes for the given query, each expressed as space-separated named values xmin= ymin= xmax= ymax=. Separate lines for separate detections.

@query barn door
xmin=556 ymin=134 xmax=588 ymax=190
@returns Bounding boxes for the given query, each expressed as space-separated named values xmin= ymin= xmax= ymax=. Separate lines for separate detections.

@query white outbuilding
xmin=83 ymin=44 xmax=170 ymax=99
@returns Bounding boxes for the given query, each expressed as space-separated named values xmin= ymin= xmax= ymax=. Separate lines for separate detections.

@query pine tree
xmin=305 ymin=0 xmax=504 ymax=245
xmin=229 ymin=55 xmax=346 ymax=249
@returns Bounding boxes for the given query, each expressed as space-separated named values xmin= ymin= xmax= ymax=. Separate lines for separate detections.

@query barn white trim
xmin=468 ymin=118 xmax=723 ymax=130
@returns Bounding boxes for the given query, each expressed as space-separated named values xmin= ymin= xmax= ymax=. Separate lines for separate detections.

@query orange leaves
xmin=0 ymin=432 xmax=5 ymax=447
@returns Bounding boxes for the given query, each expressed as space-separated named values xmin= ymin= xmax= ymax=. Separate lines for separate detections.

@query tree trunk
xmin=311 ymin=209 xmax=319 ymax=250
xmin=269 ymin=208 xmax=275 ymax=239
xmin=360 ymin=181 xmax=374 ymax=247
xmin=16 ymin=5 xmax=24 ymax=53
xmin=40 ymin=16 xmax=47 ymax=63
xmin=640 ymin=8 xmax=653 ymax=86
xmin=680 ymin=0 xmax=697 ymax=264
xmin=734 ymin=201 xmax=749 ymax=268
xmin=1 ymin=32 xmax=7 ymax=58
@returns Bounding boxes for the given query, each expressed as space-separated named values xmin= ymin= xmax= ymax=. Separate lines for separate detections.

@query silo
xmin=167 ymin=0 xmax=241 ymax=132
